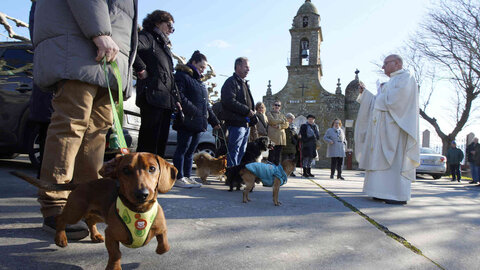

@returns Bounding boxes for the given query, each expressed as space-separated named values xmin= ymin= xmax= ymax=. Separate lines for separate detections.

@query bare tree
xmin=0 ymin=11 xmax=29 ymax=42
xmin=411 ymin=0 xmax=480 ymax=155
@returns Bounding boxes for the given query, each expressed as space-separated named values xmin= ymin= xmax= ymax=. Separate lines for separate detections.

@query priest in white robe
xmin=355 ymin=54 xmax=420 ymax=204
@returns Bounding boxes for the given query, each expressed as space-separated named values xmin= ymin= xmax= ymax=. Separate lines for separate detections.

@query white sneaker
xmin=174 ymin=177 xmax=195 ymax=188
xmin=186 ymin=177 xmax=202 ymax=188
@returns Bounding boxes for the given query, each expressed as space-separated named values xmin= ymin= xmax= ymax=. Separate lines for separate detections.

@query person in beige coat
xmin=267 ymin=101 xmax=289 ymax=165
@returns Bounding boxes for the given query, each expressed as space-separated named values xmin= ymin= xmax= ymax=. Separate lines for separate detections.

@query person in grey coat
xmin=323 ymin=119 xmax=347 ymax=180
xmin=33 ymin=0 xmax=138 ymax=240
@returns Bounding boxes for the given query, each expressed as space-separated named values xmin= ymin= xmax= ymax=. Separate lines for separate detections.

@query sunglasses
xmin=167 ymin=22 xmax=175 ymax=33
xmin=274 ymin=104 xmax=281 ymax=107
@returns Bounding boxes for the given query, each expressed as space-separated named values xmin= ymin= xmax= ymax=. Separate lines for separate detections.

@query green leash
xmin=102 ymin=57 xmax=129 ymax=155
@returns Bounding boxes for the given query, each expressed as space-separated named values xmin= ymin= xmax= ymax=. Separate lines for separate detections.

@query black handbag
xmin=171 ymin=109 xmax=184 ymax=131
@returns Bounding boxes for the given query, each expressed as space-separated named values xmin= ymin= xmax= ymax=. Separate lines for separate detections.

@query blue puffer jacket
xmin=245 ymin=162 xmax=288 ymax=187
xmin=174 ymin=64 xmax=219 ymax=133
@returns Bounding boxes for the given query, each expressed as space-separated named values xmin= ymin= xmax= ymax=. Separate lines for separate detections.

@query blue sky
xmin=2 ymin=0 xmax=478 ymax=147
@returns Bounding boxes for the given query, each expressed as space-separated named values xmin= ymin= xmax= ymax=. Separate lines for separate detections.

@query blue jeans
xmin=471 ymin=162 xmax=479 ymax=183
xmin=227 ymin=126 xmax=250 ymax=167
xmin=173 ymin=130 xmax=201 ymax=179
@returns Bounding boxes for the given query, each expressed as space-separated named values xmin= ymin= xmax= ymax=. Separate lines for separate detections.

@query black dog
xmin=225 ymin=136 xmax=274 ymax=191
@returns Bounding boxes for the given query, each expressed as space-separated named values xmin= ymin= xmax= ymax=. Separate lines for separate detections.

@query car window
xmin=420 ymin=148 xmax=437 ymax=154
xmin=0 ymin=47 xmax=33 ymax=92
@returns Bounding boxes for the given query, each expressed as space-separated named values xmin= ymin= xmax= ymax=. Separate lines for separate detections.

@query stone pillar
xmin=422 ymin=129 xmax=430 ymax=148
xmin=466 ymin=132 xmax=475 ymax=145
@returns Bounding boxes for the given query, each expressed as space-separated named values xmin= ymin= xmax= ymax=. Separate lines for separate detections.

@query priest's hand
xmin=358 ymin=81 xmax=365 ymax=94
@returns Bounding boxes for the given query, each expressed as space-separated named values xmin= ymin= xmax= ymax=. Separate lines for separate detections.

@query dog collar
xmin=116 ymin=196 xmax=158 ymax=248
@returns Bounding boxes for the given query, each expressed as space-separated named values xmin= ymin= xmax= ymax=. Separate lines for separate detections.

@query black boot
xmin=337 ymin=160 xmax=344 ymax=180
xmin=302 ymin=168 xmax=309 ymax=177
xmin=307 ymin=168 xmax=315 ymax=177
xmin=330 ymin=161 xmax=335 ymax=179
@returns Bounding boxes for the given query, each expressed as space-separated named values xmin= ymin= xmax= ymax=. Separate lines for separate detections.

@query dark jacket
xmin=282 ymin=124 xmax=298 ymax=155
xmin=474 ymin=144 xmax=480 ymax=166
xmin=174 ymin=64 xmax=219 ymax=133
xmin=300 ymin=123 xmax=320 ymax=158
xmin=33 ymin=0 xmax=138 ymax=98
xmin=28 ymin=1 xmax=53 ymax=123
xmin=134 ymin=28 xmax=176 ymax=110
xmin=220 ymin=73 xmax=254 ymax=127
xmin=446 ymin=147 xmax=464 ymax=165
xmin=466 ymin=142 xmax=478 ymax=162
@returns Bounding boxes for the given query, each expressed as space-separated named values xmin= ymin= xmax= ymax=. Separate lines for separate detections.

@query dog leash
xmin=102 ymin=57 xmax=129 ymax=155
xmin=218 ymin=126 xmax=234 ymax=166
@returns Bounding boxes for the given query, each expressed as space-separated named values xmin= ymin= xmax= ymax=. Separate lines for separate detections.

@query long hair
xmin=187 ymin=50 xmax=207 ymax=65
xmin=331 ymin=118 xmax=342 ymax=128
xmin=142 ymin=10 xmax=174 ymax=32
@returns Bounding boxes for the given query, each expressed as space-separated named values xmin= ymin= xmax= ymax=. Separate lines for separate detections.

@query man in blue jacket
xmin=446 ymin=141 xmax=464 ymax=182
xmin=221 ymin=57 xmax=255 ymax=167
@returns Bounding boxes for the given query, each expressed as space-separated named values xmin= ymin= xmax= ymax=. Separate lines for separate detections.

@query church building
xmin=263 ymin=0 xmax=360 ymax=167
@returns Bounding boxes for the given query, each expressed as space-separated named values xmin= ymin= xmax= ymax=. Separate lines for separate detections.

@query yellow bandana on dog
xmin=116 ymin=197 xmax=158 ymax=248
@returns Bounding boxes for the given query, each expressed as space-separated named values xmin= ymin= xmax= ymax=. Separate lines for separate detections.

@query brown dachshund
xmin=193 ymin=152 xmax=227 ymax=184
xmin=12 ymin=152 xmax=177 ymax=270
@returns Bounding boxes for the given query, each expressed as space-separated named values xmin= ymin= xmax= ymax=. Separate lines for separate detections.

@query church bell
xmin=301 ymin=49 xmax=309 ymax=59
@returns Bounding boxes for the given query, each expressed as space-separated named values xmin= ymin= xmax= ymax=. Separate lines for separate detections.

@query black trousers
xmin=268 ymin=145 xmax=283 ymax=165
xmin=450 ymin=164 xmax=461 ymax=180
xmin=136 ymin=102 xmax=172 ymax=157
xmin=330 ymin=157 xmax=343 ymax=177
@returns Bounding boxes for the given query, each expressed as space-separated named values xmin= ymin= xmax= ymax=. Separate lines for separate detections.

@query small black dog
xmin=225 ymin=136 xmax=274 ymax=191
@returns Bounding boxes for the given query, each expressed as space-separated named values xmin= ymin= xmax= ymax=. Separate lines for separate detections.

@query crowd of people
xmin=28 ymin=5 xmax=352 ymax=239
xmin=32 ymin=1 xmax=475 ymax=239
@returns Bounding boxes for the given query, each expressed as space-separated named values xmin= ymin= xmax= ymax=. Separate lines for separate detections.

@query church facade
xmin=263 ymin=0 xmax=360 ymax=167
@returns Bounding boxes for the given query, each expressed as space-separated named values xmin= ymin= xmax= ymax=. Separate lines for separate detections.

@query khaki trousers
xmin=38 ymin=80 xmax=113 ymax=217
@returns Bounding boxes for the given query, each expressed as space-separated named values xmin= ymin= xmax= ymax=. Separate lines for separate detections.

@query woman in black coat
xmin=299 ymin=114 xmax=320 ymax=178
xmin=173 ymin=51 xmax=220 ymax=188
xmin=133 ymin=10 xmax=179 ymax=156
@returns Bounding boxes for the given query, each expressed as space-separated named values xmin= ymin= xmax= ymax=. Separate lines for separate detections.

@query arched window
xmin=300 ymin=39 xmax=309 ymax=65
xmin=303 ymin=16 xmax=309 ymax=27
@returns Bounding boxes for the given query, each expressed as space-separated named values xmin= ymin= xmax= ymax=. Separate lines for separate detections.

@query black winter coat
xmin=474 ymin=144 xmax=480 ymax=166
xmin=174 ymin=65 xmax=219 ymax=133
xmin=466 ymin=142 xmax=478 ymax=162
xmin=220 ymin=73 xmax=254 ymax=127
xmin=300 ymin=123 xmax=320 ymax=158
xmin=133 ymin=28 xmax=176 ymax=110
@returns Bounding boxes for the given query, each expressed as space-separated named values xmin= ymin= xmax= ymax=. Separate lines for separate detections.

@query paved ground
xmin=0 ymin=156 xmax=479 ymax=270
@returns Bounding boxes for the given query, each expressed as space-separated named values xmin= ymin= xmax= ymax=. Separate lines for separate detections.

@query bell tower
xmin=265 ymin=0 xmax=329 ymax=115
xmin=263 ymin=0 xmax=356 ymax=168
xmin=289 ymin=0 xmax=323 ymax=75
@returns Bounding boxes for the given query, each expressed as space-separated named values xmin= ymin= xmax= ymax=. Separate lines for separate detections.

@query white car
xmin=416 ymin=147 xmax=447 ymax=179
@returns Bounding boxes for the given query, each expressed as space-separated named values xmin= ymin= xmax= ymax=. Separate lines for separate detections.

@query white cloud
xmin=207 ymin=40 xmax=231 ymax=49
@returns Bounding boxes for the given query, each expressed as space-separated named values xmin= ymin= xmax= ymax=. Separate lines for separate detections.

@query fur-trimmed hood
xmin=175 ymin=64 xmax=202 ymax=80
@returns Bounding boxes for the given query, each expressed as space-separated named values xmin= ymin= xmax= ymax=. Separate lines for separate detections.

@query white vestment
xmin=354 ymin=69 xmax=420 ymax=201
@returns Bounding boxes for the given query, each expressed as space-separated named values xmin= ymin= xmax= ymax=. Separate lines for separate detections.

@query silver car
xmin=164 ymin=125 xmax=218 ymax=158
xmin=106 ymin=84 xmax=218 ymax=159
xmin=416 ymin=147 xmax=446 ymax=179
